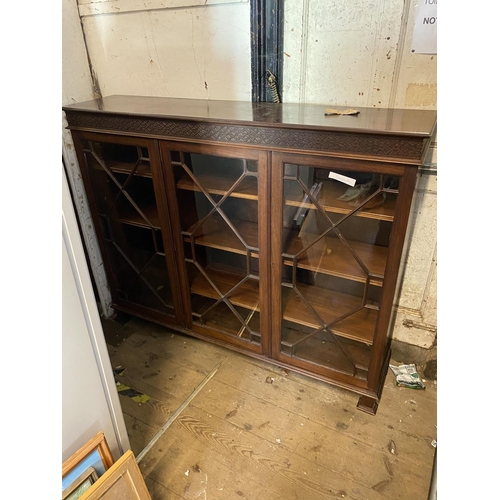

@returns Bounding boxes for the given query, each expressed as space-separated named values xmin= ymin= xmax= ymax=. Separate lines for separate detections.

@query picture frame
xmin=62 ymin=467 xmax=98 ymax=500
xmin=62 ymin=432 xmax=114 ymax=500
xmin=78 ymin=450 xmax=152 ymax=500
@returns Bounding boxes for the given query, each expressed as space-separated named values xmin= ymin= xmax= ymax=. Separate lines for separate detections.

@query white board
xmin=412 ymin=1 xmax=437 ymax=55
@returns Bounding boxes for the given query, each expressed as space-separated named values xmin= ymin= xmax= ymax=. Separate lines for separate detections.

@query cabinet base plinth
xmin=356 ymin=396 xmax=379 ymax=415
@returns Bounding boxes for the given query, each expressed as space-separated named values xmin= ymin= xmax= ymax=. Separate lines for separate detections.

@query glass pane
xmin=172 ymin=150 xmax=261 ymax=343
xmin=280 ymin=163 xmax=400 ymax=377
xmin=82 ymin=139 xmax=174 ymax=317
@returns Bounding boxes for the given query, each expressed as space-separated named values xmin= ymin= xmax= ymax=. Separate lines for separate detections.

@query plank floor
xmin=102 ymin=317 xmax=437 ymax=500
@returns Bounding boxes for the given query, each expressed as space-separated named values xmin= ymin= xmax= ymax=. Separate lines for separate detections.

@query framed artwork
xmin=62 ymin=432 xmax=114 ymax=500
xmin=62 ymin=467 xmax=98 ymax=500
xmin=78 ymin=450 xmax=152 ymax=500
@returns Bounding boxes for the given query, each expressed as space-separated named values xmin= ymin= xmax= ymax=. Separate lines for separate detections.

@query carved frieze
xmin=65 ymin=111 xmax=424 ymax=161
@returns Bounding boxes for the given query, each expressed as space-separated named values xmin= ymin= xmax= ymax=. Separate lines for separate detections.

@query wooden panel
xmin=63 ymin=95 xmax=437 ymax=138
xmin=80 ymin=450 xmax=151 ymax=500
xmin=367 ymin=166 xmax=419 ymax=390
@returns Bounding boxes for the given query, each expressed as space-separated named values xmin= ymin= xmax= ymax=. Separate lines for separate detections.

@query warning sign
xmin=412 ymin=0 xmax=437 ymax=54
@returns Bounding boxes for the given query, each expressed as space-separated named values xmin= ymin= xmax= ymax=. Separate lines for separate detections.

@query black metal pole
xmin=250 ymin=0 xmax=284 ymax=103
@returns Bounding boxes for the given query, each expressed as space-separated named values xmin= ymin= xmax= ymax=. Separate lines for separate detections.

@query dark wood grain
xmin=367 ymin=167 xmax=418 ymax=392
xmin=63 ymin=95 xmax=436 ymax=137
xmin=64 ymin=96 xmax=436 ymax=163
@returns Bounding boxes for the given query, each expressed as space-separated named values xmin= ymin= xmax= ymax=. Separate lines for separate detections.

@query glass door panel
xmin=278 ymin=162 xmax=400 ymax=379
xmin=79 ymin=136 xmax=178 ymax=321
xmin=168 ymin=148 xmax=264 ymax=348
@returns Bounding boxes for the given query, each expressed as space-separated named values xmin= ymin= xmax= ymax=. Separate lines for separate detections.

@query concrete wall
xmin=78 ymin=0 xmax=252 ymax=100
xmin=282 ymin=0 xmax=437 ymax=109
xmin=63 ymin=0 xmax=113 ymax=316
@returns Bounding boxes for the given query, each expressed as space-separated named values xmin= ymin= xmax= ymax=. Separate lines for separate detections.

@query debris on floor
xmin=388 ymin=440 xmax=397 ymax=455
xmin=225 ymin=409 xmax=238 ymax=419
xmin=389 ymin=363 xmax=426 ymax=389
xmin=113 ymin=365 xmax=126 ymax=376
xmin=265 ymin=376 xmax=274 ymax=384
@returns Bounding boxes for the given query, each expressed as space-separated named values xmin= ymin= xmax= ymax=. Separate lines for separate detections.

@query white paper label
xmin=328 ymin=171 xmax=356 ymax=186
xmin=411 ymin=0 xmax=437 ymax=55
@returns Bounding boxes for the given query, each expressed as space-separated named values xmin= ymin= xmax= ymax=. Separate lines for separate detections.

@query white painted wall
xmin=63 ymin=167 xmax=130 ymax=462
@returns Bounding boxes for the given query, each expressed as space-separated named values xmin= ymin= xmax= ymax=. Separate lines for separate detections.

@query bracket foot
xmin=356 ymin=396 xmax=379 ymax=415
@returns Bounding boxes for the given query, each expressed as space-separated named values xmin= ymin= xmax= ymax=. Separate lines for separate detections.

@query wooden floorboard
xmin=103 ymin=317 xmax=436 ymax=500
xmin=123 ymin=413 xmax=157 ymax=458
xmin=146 ymin=406 xmax=383 ymax=499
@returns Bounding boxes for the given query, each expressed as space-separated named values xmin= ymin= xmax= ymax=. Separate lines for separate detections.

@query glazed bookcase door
xmin=271 ymin=152 xmax=406 ymax=388
xmin=73 ymin=131 xmax=183 ymax=325
xmin=161 ymin=142 xmax=270 ymax=355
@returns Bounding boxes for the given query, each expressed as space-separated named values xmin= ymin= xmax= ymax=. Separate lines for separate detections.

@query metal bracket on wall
xmin=250 ymin=0 xmax=284 ymax=103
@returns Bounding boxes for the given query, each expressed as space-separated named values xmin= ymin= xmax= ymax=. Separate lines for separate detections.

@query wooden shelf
xmin=190 ymin=267 xmax=261 ymax=340
xmin=185 ymin=215 xmax=385 ymax=285
xmin=281 ymin=327 xmax=371 ymax=377
xmin=190 ymin=263 xmax=260 ymax=311
xmin=177 ymin=173 xmax=258 ymax=200
xmin=184 ymin=216 xmax=259 ymax=256
xmin=285 ymin=181 xmax=396 ymax=221
xmin=282 ymin=284 xmax=377 ymax=345
xmin=191 ymin=263 xmax=376 ymax=345
xmin=284 ymin=233 xmax=387 ymax=286
xmin=93 ymin=159 xmax=152 ymax=178
xmin=191 ymin=294 xmax=261 ymax=340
